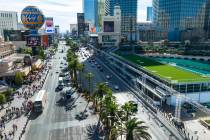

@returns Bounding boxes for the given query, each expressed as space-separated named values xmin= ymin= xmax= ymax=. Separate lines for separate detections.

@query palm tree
xmin=121 ymin=102 xmax=136 ymax=121
xmin=93 ymin=83 xmax=110 ymax=111
xmin=86 ymin=72 xmax=94 ymax=95
xmin=122 ymin=118 xmax=151 ymax=140
xmin=77 ymin=63 xmax=84 ymax=87
xmin=99 ymin=92 xmax=119 ymax=139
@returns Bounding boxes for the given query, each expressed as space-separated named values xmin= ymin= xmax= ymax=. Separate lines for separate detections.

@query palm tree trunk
xmin=73 ymin=69 xmax=77 ymax=87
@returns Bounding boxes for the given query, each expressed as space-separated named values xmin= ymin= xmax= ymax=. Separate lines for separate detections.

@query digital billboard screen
xmin=45 ymin=17 xmax=55 ymax=33
xmin=104 ymin=21 xmax=114 ymax=32
xmin=26 ymin=35 xmax=41 ymax=46
xmin=42 ymin=35 xmax=49 ymax=47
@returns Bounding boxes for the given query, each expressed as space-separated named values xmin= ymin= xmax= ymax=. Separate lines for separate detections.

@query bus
xmin=34 ymin=90 xmax=47 ymax=113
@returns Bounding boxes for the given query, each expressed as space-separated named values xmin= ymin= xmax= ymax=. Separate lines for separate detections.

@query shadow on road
xmin=86 ymin=121 xmax=104 ymax=140
xmin=55 ymin=93 xmax=81 ymax=112
xmin=28 ymin=111 xmax=41 ymax=120
xmin=56 ymin=97 xmax=75 ymax=107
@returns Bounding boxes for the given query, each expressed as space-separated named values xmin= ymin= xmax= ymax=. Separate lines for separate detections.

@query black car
xmin=59 ymin=73 xmax=65 ymax=77
xmin=55 ymin=85 xmax=63 ymax=92
xmin=99 ymin=68 xmax=103 ymax=72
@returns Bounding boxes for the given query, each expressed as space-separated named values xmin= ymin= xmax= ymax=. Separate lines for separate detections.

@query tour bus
xmin=34 ymin=90 xmax=47 ymax=113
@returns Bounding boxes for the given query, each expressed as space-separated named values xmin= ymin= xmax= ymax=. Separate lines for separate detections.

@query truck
xmin=33 ymin=90 xmax=47 ymax=113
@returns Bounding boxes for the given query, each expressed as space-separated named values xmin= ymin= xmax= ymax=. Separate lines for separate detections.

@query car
xmin=59 ymin=73 xmax=66 ymax=77
xmin=60 ymin=62 xmax=63 ymax=64
xmin=55 ymin=85 xmax=63 ymax=92
xmin=56 ymin=71 xmax=59 ymax=73
xmin=99 ymin=68 xmax=103 ymax=72
xmin=114 ymin=85 xmax=119 ymax=90
xmin=91 ymin=64 xmax=94 ymax=67
xmin=105 ymin=82 xmax=109 ymax=86
xmin=66 ymin=82 xmax=71 ymax=87
xmin=106 ymin=75 xmax=110 ymax=79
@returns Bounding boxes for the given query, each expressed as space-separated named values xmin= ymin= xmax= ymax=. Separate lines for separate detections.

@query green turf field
xmin=119 ymin=54 xmax=210 ymax=83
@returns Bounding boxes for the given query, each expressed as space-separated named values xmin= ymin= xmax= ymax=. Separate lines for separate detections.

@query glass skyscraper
xmin=147 ymin=7 xmax=153 ymax=21
xmin=83 ymin=0 xmax=98 ymax=30
xmin=105 ymin=0 xmax=137 ymax=41
xmin=98 ymin=0 xmax=105 ymax=31
xmin=153 ymin=0 xmax=210 ymax=41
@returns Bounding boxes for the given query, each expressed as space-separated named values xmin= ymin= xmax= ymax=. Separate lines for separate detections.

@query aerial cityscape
xmin=0 ymin=0 xmax=210 ymax=140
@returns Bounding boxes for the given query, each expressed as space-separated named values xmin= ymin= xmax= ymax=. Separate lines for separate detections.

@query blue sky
xmin=0 ymin=0 xmax=152 ymax=32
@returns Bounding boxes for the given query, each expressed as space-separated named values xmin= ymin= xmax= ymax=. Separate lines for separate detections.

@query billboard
xmin=21 ymin=6 xmax=45 ymax=30
xmin=104 ymin=21 xmax=114 ymax=32
xmin=77 ymin=13 xmax=85 ymax=37
xmin=26 ymin=35 xmax=41 ymax=46
xmin=3 ymin=30 xmax=30 ymax=41
xmin=45 ymin=17 xmax=55 ymax=34
xmin=91 ymin=27 xmax=96 ymax=33
xmin=42 ymin=35 xmax=49 ymax=47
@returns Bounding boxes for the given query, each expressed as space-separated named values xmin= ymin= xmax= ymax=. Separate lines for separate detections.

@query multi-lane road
xmin=25 ymin=42 xmax=98 ymax=140
xmin=78 ymin=47 xmax=172 ymax=140
xmin=25 ymin=42 xmax=176 ymax=140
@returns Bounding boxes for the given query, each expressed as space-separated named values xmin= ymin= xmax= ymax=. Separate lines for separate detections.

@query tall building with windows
xmin=0 ymin=11 xmax=18 ymax=38
xmin=153 ymin=0 xmax=210 ymax=41
xmin=77 ymin=13 xmax=85 ymax=37
xmin=147 ymin=7 xmax=153 ymax=22
xmin=83 ymin=0 xmax=98 ymax=31
xmin=105 ymin=0 xmax=137 ymax=41
xmin=98 ymin=0 xmax=105 ymax=31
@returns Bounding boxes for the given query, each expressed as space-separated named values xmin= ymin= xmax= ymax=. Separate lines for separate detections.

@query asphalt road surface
xmin=78 ymin=47 xmax=171 ymax=140
xmin=25 ymin=43 xmax=172 ymax=140
xmin=25 ymin=42 xmax=98 ymax=140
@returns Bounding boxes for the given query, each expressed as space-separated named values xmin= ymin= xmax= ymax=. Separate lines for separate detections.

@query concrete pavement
xmin=0 ymin=63 xmax=49 ymax=140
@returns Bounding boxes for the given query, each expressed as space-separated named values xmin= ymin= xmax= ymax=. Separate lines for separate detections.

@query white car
xmin=106 ymin=75 xmax=110 ymax=79
xmin=114 ymin=85 xmax=119 ymax=90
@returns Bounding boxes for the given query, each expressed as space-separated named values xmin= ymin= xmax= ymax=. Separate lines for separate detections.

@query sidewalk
xmin=0 ymin=65 xmax=49 ymax=140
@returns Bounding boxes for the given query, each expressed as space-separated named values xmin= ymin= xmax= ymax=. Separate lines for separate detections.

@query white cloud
xmin=0 ymin=0 xmax=152 ymax=32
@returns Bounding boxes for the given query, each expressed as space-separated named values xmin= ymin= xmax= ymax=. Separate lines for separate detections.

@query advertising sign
xmin=21 ymin=6 xmax=45 ymax=30
xmin=104 ymin=21 xmax=114 ymax=32
xmin=26 ymin=35 xmax=41 ymax=46
xmin=42 ymin=35 xmax=49 ymax=47
xmin=91 ymin=27 xmax=96 ymax=33
xmin=45 ymin=17 xmax=55 ymax=33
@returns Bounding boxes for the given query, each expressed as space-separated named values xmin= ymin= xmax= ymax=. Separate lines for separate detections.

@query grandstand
xmin=114 ymin=53 xmax=210 ymax=96
xmin=119 ymin=54 xmax=210 ymax=83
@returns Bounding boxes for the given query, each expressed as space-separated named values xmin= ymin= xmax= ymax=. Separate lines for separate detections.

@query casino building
xmin=98 ymin=6 xmax=121 ymax=47
xmin=0 ymin=10 xmax=18 ymax=38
